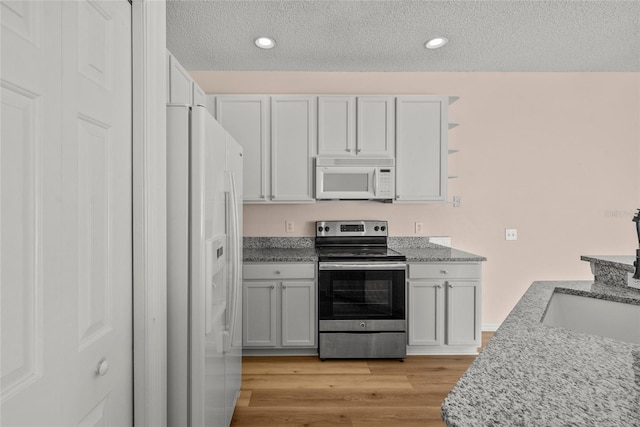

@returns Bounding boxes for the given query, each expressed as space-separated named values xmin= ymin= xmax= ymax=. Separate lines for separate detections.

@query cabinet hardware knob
xmin=95 ymin=358 xmax=109 ymax=377
xmin=359 ymin=322 xmax=366 ymax=328
xmin=282 ymin=285 xmax=287 ymax=289
xmin=346 ymin=148 xmax=351 ymax=152
xmin=270 ymin=285 xmax=275 ymax=289
xmin=274 ymin=270 xmax=281 ymax=275
xmin=437 ymin=284 xmax=443 ymax=288
xmin=440 ymin=270 xmax=448 ymax=274
xmin=356 ymin=149 xmax=362 ymax=153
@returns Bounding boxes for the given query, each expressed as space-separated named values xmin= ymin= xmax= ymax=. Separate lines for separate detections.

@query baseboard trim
xmin=482 ymin=322 xmax=501 ymax=332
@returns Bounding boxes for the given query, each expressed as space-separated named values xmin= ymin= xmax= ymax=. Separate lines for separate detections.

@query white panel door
xmin=356 ymin=96 xmax=394 ymax=156
xmin=446 ymin=280 xmax=480 ymax=346
xmin=395 ymin=97 xmax=447 ymax=202
xmin=408 ymin=281 xmax=444 ymax=346
xmin=1 ymin=1 xmax=64 ymax=422
xmin=271 ymin=96 xmax=316 ymax=202
xmin=1 ymin=1 xmax=133 ymax=425
xmin=60 ymin=0 xmax=132 ymax=424
xmin=281 ymin=281 xmax=316 ymax=347
xmin=317 ymin=96 xmax=355 ymax=156
xmin=242 ymin=282 xmax=277 ymax=347
xmin=216 ymin=96 xmax=269 ymax=202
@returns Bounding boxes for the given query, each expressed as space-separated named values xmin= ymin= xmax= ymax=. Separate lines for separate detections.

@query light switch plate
xmin=285 ymin=220 xmax=294 ymax=233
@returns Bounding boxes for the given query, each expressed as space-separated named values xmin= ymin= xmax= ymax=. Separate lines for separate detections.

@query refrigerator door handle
xmin=225 ymin=171 xmax=241 ymax=352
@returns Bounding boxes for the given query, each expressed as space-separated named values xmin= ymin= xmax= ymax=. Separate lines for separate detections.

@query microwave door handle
xmin=372 ymin=169 xmax=377 ymax=195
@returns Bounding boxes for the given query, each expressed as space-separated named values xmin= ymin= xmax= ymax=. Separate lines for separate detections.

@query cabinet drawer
xmin=409 ymin=263 xmax=481 ymax=279
xmin=243 ymin=263 xmax=315 ymax=280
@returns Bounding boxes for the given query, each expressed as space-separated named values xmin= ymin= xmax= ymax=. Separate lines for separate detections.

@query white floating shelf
xmin=448 ymin=175 xmax=459 ymax=179
xmin=448 ymin=122 xmax=459 ymax=130
xmin=448 ymin=149 xmax=459 ymax=154
xmin=448 ymin=96 xmax=459 ymax=105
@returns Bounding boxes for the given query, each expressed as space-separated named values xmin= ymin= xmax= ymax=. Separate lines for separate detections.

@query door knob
xmin=95 ymin=358 xmax=109 ymax=376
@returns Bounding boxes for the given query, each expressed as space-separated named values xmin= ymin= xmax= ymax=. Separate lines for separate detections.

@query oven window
xmin=318 ymin=270 xmax=405 ymax=320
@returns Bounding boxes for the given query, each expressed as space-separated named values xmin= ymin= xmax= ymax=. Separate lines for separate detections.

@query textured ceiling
xmin=166 ymin=0 xmax=640 ymax=72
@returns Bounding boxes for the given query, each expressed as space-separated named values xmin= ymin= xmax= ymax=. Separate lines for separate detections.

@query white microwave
xmin=315 ymin=157 xmax=395 ymax=200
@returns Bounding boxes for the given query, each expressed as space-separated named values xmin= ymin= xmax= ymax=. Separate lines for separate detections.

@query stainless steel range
xmin=316 ymin=220 xmax=407 ymax=359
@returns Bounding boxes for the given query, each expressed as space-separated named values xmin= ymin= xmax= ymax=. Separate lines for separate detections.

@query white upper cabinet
xmin=215 ymin=95 xmax=316 ymax=204
xmin=317 ymin=96 xmax=356 ymax=155
xmin=167 ymin=50 xmax=208 ymax=108
xmin=211 ymin=94 xmax=453 ymax=204
xmin=395 ymin=96 xmax=449 ymax=202
xmin=271 ymin=96 xmax=316 ymax=203
xmin=356 ymin=96 xmax=394 ymax=156
xmin=192 ymin=81 xmax=207 ymax=107
xmin=167 ymin=52 xmax=192 ymax=105
xmin=317 ymin=96 xmax=394 ymax=157
xmin=215 ymin=96 xmax=270 ymax=202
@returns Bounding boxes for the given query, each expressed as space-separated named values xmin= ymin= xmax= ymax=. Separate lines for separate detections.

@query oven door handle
xmin=319 ymin=262 xmax=407 ymax=271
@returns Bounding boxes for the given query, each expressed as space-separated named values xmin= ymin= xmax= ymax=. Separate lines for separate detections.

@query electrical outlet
xmin=453 ymin=196 xmax=461 ymax=207
xmin=505 ymin=228 xmax=517 ymax=241
xmin=415 ymin=222 xmax=424 ymax=234
xmin=285 ymin=221 xmax=294 ymax=233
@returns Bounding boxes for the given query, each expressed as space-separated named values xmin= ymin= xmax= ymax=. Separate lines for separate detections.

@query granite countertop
xmin=581 ymin=255 xmax=636 ymax=272
xmin=243 ymin=237 xmax=318 ymax=263
xmin=441 ymin=280 xmax=640 ymax=426
xmin=243 ymin=236 xmax=486 ymax=263
xmin=243 ymin=247 xmax=318 ymax=263
xmin=394 ymin=246 xmax=486 ymax=263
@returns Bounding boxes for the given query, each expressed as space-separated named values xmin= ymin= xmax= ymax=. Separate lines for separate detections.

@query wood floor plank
xmin=245 ymin=388 xmax=448 ymax=407
xmin=348 ymin=406 xmax=444 ymax=426
xmin=242 ymin=356 xmax=371 ymax=375
xmin=242 ymin=374 xmax=414 ymax=390
xmin=231 ymin=407 xmax=353 ymax=426
xmin=230 ymin=332 xmax=495 ymax=426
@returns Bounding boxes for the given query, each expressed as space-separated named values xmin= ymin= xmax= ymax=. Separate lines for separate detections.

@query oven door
xmin=318 ymin=262 xmax=406 ymax=321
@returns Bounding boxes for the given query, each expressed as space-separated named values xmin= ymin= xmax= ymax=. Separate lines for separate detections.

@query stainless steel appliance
xmin=315 ymin=157 xmax=395 ymax=200
xmin=167 ymin=105 xmax=243 ymax=426
xmin=316 ymin=220 xmax=407 ymax=359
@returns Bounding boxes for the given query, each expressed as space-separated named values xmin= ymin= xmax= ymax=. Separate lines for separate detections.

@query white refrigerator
xmin=167 ymin=104 xmax=243 ymax=426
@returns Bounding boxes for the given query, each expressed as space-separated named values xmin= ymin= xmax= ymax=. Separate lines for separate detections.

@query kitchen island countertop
xmin=441 ymin=280 xmax=640 ymax=426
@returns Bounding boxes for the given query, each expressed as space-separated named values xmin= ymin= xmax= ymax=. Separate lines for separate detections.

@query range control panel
xmin=316 ymin=220 xmax=388 ymax=237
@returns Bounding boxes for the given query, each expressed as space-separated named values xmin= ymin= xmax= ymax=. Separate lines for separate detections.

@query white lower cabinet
xmin=243 ymin=263 xmax=316 ymax=352
xmin=408 ymin=262 xmax=481 ymax=354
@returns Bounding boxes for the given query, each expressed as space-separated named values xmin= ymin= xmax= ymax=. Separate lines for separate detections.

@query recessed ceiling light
xmin=425 ymin=37 xmax=448 ymax=50
xmin=254 ymin=37 xmax=276 ymax=49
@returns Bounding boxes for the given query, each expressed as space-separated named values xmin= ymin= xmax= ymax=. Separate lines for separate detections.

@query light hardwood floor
xmin=230 ymin=332 xmax=494 ymax=426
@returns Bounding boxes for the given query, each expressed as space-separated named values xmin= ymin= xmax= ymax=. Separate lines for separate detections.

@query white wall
xmin=191 ymin=71 xmax=640 ymax=324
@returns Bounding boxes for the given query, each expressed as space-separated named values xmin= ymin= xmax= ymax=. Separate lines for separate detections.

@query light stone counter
xmin=441 ymin=280 xmax=640 ymax=426
xmin=243 ymin=236 xmax=486 ymax=263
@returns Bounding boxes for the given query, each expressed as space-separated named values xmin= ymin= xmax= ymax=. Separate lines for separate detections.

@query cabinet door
xmin=356 ymin=96 xmax=394 ymax=156
xmin=216 ymin=96 xmax=269 ymax=202
xmin=243 ymin=281 xmax=277 ymax=347
xmin=168 ymin=53 xmax=193 ymax=104
xmin=395 ymin=97 xmax=448 ymax=202
xmin=408 ymin=281 xmax=444 ymax=346
xmin=446 ymin=280 xmax=480 ymax=346
xmin=192 ymin=81 xmax=207 ymax=107
xmin=317 ymin=96 xmax=356 ymax=156
xmin=281 ymin=281 xmax=316 ymax=347
xmin=271 ymin=96 xmax=316 ymax=202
